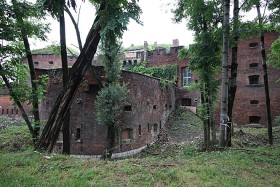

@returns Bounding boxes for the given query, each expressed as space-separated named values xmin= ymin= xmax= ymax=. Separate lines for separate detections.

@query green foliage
xmin=96 ymin=0 xmax=142 ymax=46
xmin=95 ymin=83 xmax=128 ymax=127
xmin=273 ymin=116 xmax=280 ymax=127
xmin=268 ymin=37 xmax=280 ymax=69
xmin=128 ymin=62 xmax=178 ymax=83
xmin=181 ymin=146 xmax=197 ymax=158
xmin=0 ymin=122 xmax=33 ymax=152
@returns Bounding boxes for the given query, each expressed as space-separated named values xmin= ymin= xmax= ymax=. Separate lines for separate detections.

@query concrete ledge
xmin=70 ymin=144 xmax=150 ymax=159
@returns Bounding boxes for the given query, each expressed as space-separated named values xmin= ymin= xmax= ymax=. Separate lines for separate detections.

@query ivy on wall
xmin=127 ymin=62 xmax=178 ymax=83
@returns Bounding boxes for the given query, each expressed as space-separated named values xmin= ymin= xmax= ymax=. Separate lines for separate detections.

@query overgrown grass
xmin=0 ymin=145 xmax=280 ymax=186
xmin=0 ymin=118 xmax=280 ymax=186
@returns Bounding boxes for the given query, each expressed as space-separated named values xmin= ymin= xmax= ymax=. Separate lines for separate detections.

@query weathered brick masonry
xmin=40 ymin=67 xmax=175 ymax=155
xmin=231 ymin=32 xmax=280 ymax=126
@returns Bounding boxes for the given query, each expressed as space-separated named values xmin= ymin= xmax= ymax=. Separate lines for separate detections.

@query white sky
xmin=30 ymin=0 xmax=194 ymax=50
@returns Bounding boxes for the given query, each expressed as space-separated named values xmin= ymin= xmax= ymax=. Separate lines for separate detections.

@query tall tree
xmin=35 ymin=0 xmax=141 ymax=152
xmin=0 ymin=0 xmax=49 ymax=141
xmin=174 ymin=0 xmax=222 ymax=150
xmin=256 ymin=1 xmax=273 ymax=145
xmin=219 ymin=0 xmax=230 ymax=148
xmin=227 ymin=0 xmax=240 ymax=147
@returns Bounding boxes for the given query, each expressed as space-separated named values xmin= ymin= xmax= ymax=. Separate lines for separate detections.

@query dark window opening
xmin=122 ymin=128 xmax=133 ymax=139
xmin=133 ymin=60 xmax=137 ymax=64
xmin=1 ymin=109 xmax=4 ymax=115
xmin=160 ymin=121 xmax=162 ymax=129
xmin=75 ymin=128 xmax=81 ymax=141
xmin=249 ymin=42 xmax=258 ymax=48
xmin=34 ymin=61 xmax=39 ymax=65
xmin=249 ymin=116 xmax=261 ymax=124
xmin=250 ymin=100 xmax=259 ymax=105
xmin=11 ymin=109 xmax=13 ymax=114
xmin=128 ymin=60 xmax=132 ymax=65
xmin=6 ymin=109 xmax=8 ymax=114
xmin=153 ymin=105 xmax=157 ymax=110
xmin=165 ymin=104 xmax=168 ymax=110
xmin=124 ymin=105 xmax=132 ymax=111
xmin=153 ymin=124 xmax=158 ymax=133
xmin=169 ymin=105 xmax=172 ymax=109
xmin=123 ymin=61 xmax=126 ymax=66
xmin=49 ymin=61 xmax=54 ymax=64
xmin=249 ymin=75 xmax=260 ymax=85
xmin=181 ymin=98 xmax=192 ymax=106
xmin=87 ymin=84 xmax=100 ymax=93
xmin=249 ymin=63 xmax=259 ymax=68
xmin=139 ymin=125 xmax=141 ymax=136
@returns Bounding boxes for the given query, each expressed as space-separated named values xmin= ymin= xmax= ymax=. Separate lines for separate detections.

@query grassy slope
xmin=0 ymin=115 xmax=280 ymax=187
xmin=0 ymin=145 xmax=280 ymax=186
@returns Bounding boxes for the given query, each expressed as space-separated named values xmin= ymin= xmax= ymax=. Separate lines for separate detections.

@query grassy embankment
xmin=0 ymin=115 xmax=280 ymax=186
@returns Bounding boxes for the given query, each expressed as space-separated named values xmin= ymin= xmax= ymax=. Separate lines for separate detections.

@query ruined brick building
xmin=0 ymin=32 xmax=279 ymax=156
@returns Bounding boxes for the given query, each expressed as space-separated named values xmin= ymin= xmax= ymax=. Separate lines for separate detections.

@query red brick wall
xmin=21 ymin=54 xmax=76 ymax=70
xmin=41 ymin=68 xmax=175 ymax=155
xmin=214 ymin=32 xmax=280 ymax=126
xmin=146 ymin=46 xmax=200 ymax=107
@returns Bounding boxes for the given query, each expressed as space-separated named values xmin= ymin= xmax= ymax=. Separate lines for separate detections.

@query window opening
xmin=34 ymin=61 xmax=39 ymax=65
xmin=122 ymin=128 xmax=133 ymax=139
xmin=249 ymin=75 xmax=260 ymax=85
xmin=250 ymin=100 xmax=259 ymax=105
xmin=153 ymin=105 xmax=157 ymax=110
xmin=182 ymin=67 xmax=192 ymax=87
xmin=249 ymin=63 xmax=259 ymax=68
xmin=75 ymin=128 xmax=81 ymax=141
xmin=249 ymin=116 xmax=261 ymax=124
xmin=249 ymin=42 xmax=258 ymax=48
xmin=181 ymin=98 xmax=192 ymax=106
xmin=139 ymin=125 xmax=141 ymax=136
xmin=49 ymin=61 xmax=54 ymax=64
xmin=6 ymin=109 xmax=8 ymax=114
xmin=153 ymin=124 xmax=158 ymax=133
xmin=124 ymin=105 xmax=132 ymax=111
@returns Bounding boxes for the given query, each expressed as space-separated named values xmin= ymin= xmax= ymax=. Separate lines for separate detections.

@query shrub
xmin=0 ymin=125 xmax=33 ymax=152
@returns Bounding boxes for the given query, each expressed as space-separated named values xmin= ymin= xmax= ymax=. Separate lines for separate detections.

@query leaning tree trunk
xmin=219 ymin=0 xmax=230 ymax=148
xmin=59 ymin=0 xmax=71 ymax=154
xmin=227 ymin=0 xmax=239 ymax=147
xmin=35 ymin=3 xmax=106 ymax=152
xmin=256 ymin=3 xmax=273 ymax=145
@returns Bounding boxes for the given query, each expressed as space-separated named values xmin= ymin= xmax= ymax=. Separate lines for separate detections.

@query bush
xmin=273 ymin=116 xmax=280 ymax=127
xmin=0 ymin=125 xmax=33 ymax=152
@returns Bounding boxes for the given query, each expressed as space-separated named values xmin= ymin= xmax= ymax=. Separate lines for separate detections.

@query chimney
xmin=144 ymin=41 xmax=148 ymax=61
xmin=154 ymin=41 xmax=157 ymax=48
xmin=172 ymin=39 xmax=179 ymax=47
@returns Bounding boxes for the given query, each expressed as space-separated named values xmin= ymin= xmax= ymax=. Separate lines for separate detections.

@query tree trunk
xmin=200 ymin=84 xmax=209 ymax=151
xmin=219 ymin=0 xmax=230 ymax=148
xmin=102 ymin=124 xmax=115 ymax=159
xmin=64 ymin=5 xmax=83 ymax=51
xmin=227 ymin=0 xmax=239 ymax=147
xmin=60 ymin=0 xmax=71 ymax=154
xmin=35 ymin=3 xmax=106 ymax=152
xmin=12 ymin=0 xmax=41 ymax=139
xmin=0 ymin=65 xmax=35 ymax=139
xmin=256 ymin=4 xmax=273 ymax=145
